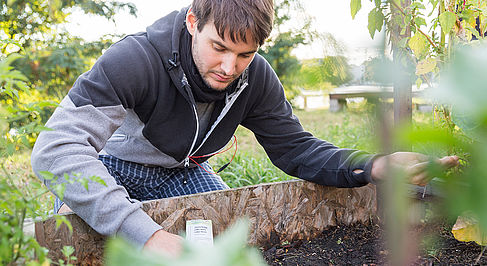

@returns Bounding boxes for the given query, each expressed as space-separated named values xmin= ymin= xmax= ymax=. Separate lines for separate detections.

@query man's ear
xmin=186 ymin=8 xmax=197 ymax=36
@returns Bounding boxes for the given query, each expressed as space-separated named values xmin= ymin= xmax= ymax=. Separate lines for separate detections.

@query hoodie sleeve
xmin=31 ymin=36 xmax=162 ymax=246
xmin=241 ymin=57 xmax=377 ymax=188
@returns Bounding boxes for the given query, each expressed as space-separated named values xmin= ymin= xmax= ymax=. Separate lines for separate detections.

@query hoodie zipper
xmin=181 ymin=76 xmax=200 ymax=185
xmin=181 ymin=70 xmax=249 ymax=183
xmin=183 ymin=157 xmax=190 ymax=184
xmin=189 ymin=79 xmax=248 ymax=158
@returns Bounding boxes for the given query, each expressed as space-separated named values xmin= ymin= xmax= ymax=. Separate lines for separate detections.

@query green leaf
xmin=439 ymin=11 xmax=456 ymax=34
xmin=62 ymin=246 xmax=75 ymax=257
xmin=55 ymin=215 xmax=73 ymax=234
xmin=414 ymin=17 xmax=427 ymax=27
xmin=464 ymin=23 xmax=480 ymax=39
xmin=39 ymin=171 xmax=55 ymax=180
xmin=53 ymin=183 xmax=66 ymax=201
xmin=408 ymin=33 xmax=429 ymax=59
xmin=89 ymin=176 xmax=107 ymax=187
xmin=105 ymin=218 xmax=266 ymax=266
xmin=350 ymin=0 xmax=362 ymax=19
xmin=459 ymin=9 xmax=476 ymax=26
xmin=36 ymin=100 xmax=59 ymax=108
xmin=64 ymin=173 xmax=74 ymax=183
xmin=410 ymin=2 xmax=426 ymax=10
xmin=368 ymin=8 xmax=384 ymax=38
xmin=34 ymin=125 xmax=53 ymax=133
xmin=416 ymin=77 xmax=423 ymax=90
xmin=404 ymin=14 xmax=413 ymax=25
xmin=416 ymin=58 xmax=437 ymax=75
xmin=79 ymin=178 xmax=89 ymax=191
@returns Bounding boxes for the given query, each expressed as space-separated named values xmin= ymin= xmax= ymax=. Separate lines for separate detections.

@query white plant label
xmin=186 ymin=219 xmax=214 ymax=246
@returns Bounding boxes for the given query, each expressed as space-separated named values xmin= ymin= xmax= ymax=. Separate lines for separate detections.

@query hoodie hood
xmin=146 ymin=7 xmax=188 ymax=70
xmin=146 ymin=7 xmax=192 ymax=102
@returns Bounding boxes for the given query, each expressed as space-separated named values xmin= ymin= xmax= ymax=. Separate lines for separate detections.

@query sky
xmin=66 ymin=0 xmax=385 ymax=65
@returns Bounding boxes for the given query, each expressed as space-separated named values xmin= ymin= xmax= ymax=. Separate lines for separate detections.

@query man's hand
xmin=371 ymin=152 xmax=459 ymax=186
xmin=144 ymin=229 xmax=184 ymax=257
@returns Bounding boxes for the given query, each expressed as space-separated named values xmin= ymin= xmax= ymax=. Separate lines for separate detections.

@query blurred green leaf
xmin=105 ymin=219 xmax=266 ymax=266
xmin=415 ymin=57 xmax=436 ymax=75
xmin=61 ymin=245 xmax=75 ymax=258
xmin=368 ymin=8 xmax=384 ymax=38
xmin=55 ymin=215 xmax=73 ymax=234
xmin=351 ymin=0 xmax=362 ymax=19
xmin=414 ymin=16 xmax=427 ymax=27
xmin=53 ymin=183 xmax=66 ymax=201
xmin=431 ymin=46 xmax=487 ymax=121
xmin=408 ymin=33 xmax=429 ymax=59
xmin=89 ymin=175 xmax=107 ymax=187
xmin=79 ymin=178 xmax=89 ymax=191
xmin=439 ymin=11 xmax=456 ymax=35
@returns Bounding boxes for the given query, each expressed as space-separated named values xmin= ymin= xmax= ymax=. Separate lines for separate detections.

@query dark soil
xmin=261 ymin=219 xmax=487 ymax=265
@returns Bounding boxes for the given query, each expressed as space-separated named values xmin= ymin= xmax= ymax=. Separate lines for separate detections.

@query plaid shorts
xmin=54 ymin=154 xmax=229 ymax=213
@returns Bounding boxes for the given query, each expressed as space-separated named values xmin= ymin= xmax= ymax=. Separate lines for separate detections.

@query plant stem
xmin=13 ymin=207 xmax=27 ymax=262
xmin=439 ymin=0 xmax=446 ymax=62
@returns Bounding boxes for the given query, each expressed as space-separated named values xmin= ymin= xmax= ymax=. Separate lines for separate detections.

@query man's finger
xmin=409 ymin=155 xmax=459 ymax=175
xmin=437 ymin=155 xmax=459 ymax=168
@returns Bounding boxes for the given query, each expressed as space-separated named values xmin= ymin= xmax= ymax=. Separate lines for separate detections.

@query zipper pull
xmin=183 ymin=157 xmax=189 ymax=185
xmin=181 ymin=75 xmax=189 ymax=87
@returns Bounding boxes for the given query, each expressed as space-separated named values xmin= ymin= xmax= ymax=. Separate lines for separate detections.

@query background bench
xmin=329 ymin=85 xmax=425 ymax=112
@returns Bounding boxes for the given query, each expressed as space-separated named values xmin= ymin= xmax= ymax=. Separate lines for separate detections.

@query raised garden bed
xmin=35 ymin=180 xmax=377 ymax=265
xmin=36 ymin=180 xmax=484 ymax=265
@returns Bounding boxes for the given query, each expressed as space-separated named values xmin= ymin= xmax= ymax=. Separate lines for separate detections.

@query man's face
xmin=187 ymin=11 xmax=259 ymax=91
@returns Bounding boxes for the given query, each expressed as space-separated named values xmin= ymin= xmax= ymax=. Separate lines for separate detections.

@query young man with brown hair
xmin=31 ymin=0 xmax=457 ymax=256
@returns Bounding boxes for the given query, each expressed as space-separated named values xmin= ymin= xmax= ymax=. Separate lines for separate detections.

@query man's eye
xmin=214 ymin=46 xmax=224 ymax=52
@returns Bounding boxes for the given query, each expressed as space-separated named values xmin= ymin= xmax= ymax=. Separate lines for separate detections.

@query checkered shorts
xmin=54 ymin=154 xmax=229 ymax=213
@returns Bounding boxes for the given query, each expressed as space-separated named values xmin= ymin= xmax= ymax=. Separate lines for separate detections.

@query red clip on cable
xmin=188 ymin=135 xmax=237 ymax=175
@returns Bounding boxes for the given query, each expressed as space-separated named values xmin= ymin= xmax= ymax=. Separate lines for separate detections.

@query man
xmin=31 ymin=0 xmax=458 ymax=257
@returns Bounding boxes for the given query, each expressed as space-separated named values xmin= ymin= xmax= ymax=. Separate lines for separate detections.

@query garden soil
xmin=261 ymin=218 xmax=487 ymax=265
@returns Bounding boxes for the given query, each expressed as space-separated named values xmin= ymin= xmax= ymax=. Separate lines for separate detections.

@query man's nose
xmin=220 ymin=54 xmax=237 ymax=76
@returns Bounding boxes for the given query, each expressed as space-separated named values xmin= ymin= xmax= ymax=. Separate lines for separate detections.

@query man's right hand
xmin=144 ymin=229 xmax=184 ymax=257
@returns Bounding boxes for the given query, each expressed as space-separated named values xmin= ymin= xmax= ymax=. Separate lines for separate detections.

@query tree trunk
xmin=391 ymin=0 xmax=413 ymax=134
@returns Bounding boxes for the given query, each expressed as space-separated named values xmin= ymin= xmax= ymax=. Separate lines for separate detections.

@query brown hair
xmin=191 ymin=0 xmax=274 ymax=46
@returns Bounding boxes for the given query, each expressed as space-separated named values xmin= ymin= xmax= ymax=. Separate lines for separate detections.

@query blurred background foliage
xmin=258 ymin=0 xmax=354 ymax=101
xmin=0 ymin=0 xmax=138 ymax=264
xmin=1 ymin=0 xmax=137 ymax=148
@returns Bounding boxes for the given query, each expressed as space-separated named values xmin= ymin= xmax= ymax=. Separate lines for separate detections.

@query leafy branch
xmin=388 ymin=0 xmax=438 ymax=49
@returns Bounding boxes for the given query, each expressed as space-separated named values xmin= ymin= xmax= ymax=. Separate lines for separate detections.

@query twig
xmin=475 ymin=245 xmax=487 ymax=264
